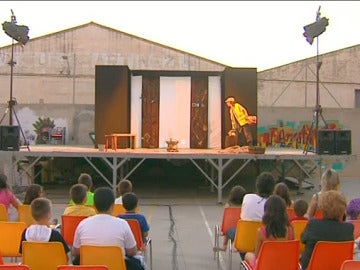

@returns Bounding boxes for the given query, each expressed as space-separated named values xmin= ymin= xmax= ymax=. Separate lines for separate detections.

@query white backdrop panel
xmin=208 ymin=76 xmax=222 ymax=149
xmin=131 ymin=76 xmax=142 ymax=147
xmin=159 ymin=77 xmax=191 ymax=148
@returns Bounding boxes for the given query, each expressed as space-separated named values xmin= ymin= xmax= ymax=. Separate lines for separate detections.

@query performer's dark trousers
xmin=237 ymin=124 xmax=253 ymax=146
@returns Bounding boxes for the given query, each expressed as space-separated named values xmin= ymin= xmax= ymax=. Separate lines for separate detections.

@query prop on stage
xmin=166 ymin=138 xmax=179 ymax=152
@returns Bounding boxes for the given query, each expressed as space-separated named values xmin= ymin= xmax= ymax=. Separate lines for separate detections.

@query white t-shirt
xmin=73 ymin=213 xmax=136 ymax=257
xmin=114 ymin=196 xmax=123 ymax=205
xmin=240 ymin=193 xmax=266 ymax=221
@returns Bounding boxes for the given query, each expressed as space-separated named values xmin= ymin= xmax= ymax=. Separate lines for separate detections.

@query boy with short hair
xmin=19 ymin=197 xmax=70 ymax=259
xmin=115 ymin=179 xmax=133 ymax=204
xmin=290 ymin=198 xmax=309 ymax=222
xmin=64 ymin=184 xmax=96 ymax=216
xmin=69 ymin=173 xmax=94 ymax=206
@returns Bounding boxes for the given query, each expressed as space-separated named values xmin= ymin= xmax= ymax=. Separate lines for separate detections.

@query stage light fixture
xmin=2 ymin=21 xmax=29 ymax=46
xmin=303 ymin=17 xmax=329 ymax=45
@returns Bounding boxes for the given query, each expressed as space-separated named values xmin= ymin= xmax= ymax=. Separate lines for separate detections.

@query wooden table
xmin=105 ymin=133 xmax=136 ymax=151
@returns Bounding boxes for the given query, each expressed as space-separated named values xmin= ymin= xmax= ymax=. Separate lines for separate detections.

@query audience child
xmin=23 ymin=184 xmax=43 ymax=204
xmin=69 ymin=173 xmax=94 ymax=206
xmin=300 ymin=190 xmax=354 ymax=270
xmin=63 ymin=184 xmax=96 ymax=216
xmin=290 ymin=199 xmax=309 ymax=222
xmin=346 ymin=197 xmax=360 ymax=220
xmin=244 ymin=195 xmax=294 ymax=268
xmin=72 ymin=187 xmax=143 ymax=270
xmin=119 ymin=192 xmax=150 ymax=243
xmin=213 ymin=185 xmax=246 ymax=252
xmin=307 ymin=168 xmax=340 ymax=219
xmin=115 ymin=179 xmax=133 ymax=204
xmin=273 ymin=182 xmax=293 ymax=207
xmin=18 ymin=197 xmax=70 ymax=262
xmin=0 ymin=173 xmax=21 ymax=220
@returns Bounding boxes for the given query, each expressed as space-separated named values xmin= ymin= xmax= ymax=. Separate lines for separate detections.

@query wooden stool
xmin=105 ymin=133 xmax=136 ymax=151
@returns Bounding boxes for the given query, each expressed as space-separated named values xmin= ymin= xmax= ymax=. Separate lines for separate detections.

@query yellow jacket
xmin=230 ymin=103 xmax=249 ymax=128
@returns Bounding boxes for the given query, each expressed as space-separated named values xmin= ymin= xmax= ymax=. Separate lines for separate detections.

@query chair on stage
xmin=22 ymin=241 xmax=67 ymax=270
xmin=229 ymin=220 xmax=262 ymax=270
xmin=241 ymin=240 xmax=300 ymax=270
xmin=57 ymin=266 xmax=109 ymax=270
xmin=125 ymin=219 xmax=152 ymax=270
xmin=291 ymin=219 xmax=308 ymax=254
xmin=213 ymin=207 xmax=241 ymax=268
xmin=340 ymin=260 xmax=360 ymax=270
xmin=0 ymin=221 xmax=26 ymax=262
xmin=17 ymin=205 xmax=35 ymax=227
xmin=306 ymin=241 xmax=354 ymax=270
xmin=80 ymin=245 xmax=126 ymax=270
xmin=61 ymin=215 xmax=88 ymax=246
xmin=0 ymin=205 xmax=8 ymax=221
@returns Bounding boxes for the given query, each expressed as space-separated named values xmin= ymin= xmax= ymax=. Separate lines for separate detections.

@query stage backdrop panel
xmin=190 ymin=76 xmax=208 ymax=149
xmin=208 ymin=76 xmax=222 ymax=149
xmin=159 ymin=77 xmax=191 ymax=148
xmin=95 ymin=65 xmax=131 ymax=146
xmin=130 ymin=76 xmax=142 ymax=148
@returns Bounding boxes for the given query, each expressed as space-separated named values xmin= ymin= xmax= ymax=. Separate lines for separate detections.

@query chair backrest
xmin=233 ymin=220 xmax=262 ymax=252
xmin=347 ymin=219 xmax=360 ymax=238
xmin=0 ymin=204 xmax=8 ymax=221
xmin=0 ymin=265 xmax=31 ymax=270
xmin=313 ymin=209 xmax=323 ymax=219
xmin=61 ymin=215 xmax=88 ymax=246
xmin=80 ymin=245 xmax=126 ymax=270
xmin=125 ymin=219 xmax=145 ymax=250
xmin=291 ymin=219 xmax=308 ymax=254
xmin=255 ymin=240 xmax=300 ymax=270
xmin=307 ymin=241 xmax=354 ymax=270
xmin=340 ymin=260 xmax=360 ymax=270
xmin=57 ymin=266 xmax=109 ymax=270
xmin=17 ymin=205 xmax=35 ymax=227
xmin=111 ymin=204 xmax=126 ymax=216
xmin=0 ymin=221 xmax=27 ymax=257
xmin=286 ymin=207 xmax=296 ymax=220
xmin=220 ymin=207 xmax=241 ymax=235
xmin=22 ymin=241 xmax=68 ymax=270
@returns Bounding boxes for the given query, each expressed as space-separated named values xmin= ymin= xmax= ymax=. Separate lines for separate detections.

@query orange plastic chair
xmin=57 ymin=266 xmax=109 ymax=270
xmin=230 ymin=220 xmax=262 ymax=270
xmin=313 ymin=209 xmax=323 ymax=219
xmin=0 ymin=204 xmax=8 ymax=221
xmin=22 ymin=241 xmax=68 ymax=270
xmin=340 ymin=260 xmax=360 ymax=270
xmin=306 ymin=241 xmax=354 ymax=270
xmin=0 ymin=265 xmax=31 ymax=269
xmin=291 ymin=219 xmax=308 ymax=254
xmin=80 ymin=245 xmax=126 ymax=270
xmin=61 ymin=215 xmax=88 ymax=246
xmin=17 ymin=205 xmax=35 ymax=227
xmin=241 ymin=240 xmax=300 ymax=270
xmin=111 ymin=205 xmax=139 ymax=216
xmin=213 ymin=207 xmax=241 ymax=267
xmin=0 ymin=221 xmax=27 ymax=262
xmin=125 ymin=219 xmax=152 ymax=270
xmin=286 ymin=207 xmax=296 ymax=220
xmin=347 ymin=219 xmax=360 ymax=238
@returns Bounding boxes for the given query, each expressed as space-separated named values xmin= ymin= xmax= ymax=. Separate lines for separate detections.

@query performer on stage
xmin=225 ymin=96 xmax=253 ymax=146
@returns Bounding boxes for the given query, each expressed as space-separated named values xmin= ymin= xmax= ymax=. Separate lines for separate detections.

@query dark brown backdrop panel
xmin=141 ymin=76 xmax=160 ymax=148
xmin=190 ymin=76 xmax=208 ymax=149
xmin=221 ymin=67 xmax=257 ymax=148
xmin=95 ymin=65 xmax=131 ymax=147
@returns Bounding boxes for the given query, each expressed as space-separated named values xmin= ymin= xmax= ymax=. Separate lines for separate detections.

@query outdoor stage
xmin=3 ymin=145 xmax=356 ymax=203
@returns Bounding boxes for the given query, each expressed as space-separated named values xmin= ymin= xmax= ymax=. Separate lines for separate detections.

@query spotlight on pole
xmin=2 ymin=9 xmax=29 ymax=45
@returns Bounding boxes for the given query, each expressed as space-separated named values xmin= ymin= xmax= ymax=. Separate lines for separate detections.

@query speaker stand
xmin=0 ymin=99 xmax=30 ymax=152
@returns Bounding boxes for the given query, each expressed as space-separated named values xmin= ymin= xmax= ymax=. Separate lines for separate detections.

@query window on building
xmin=355 ymin=89 xmax=360 ymax=108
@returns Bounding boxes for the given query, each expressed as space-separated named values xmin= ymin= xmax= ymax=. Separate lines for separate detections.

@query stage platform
xmin=3 ymin=145 xmax=356 ymax=203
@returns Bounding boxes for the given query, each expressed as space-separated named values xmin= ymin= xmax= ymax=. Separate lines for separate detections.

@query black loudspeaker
xmin=0 ymin=125 xmax=20 ymax=151
xmin=317 ymin=130 xmax=335 ymax=155
xmin=335 ymin=130 xmax=351 ymax=155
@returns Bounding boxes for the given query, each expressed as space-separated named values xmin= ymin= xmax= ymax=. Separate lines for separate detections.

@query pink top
xmin=0 ymin=189 xmax=16 ymax=210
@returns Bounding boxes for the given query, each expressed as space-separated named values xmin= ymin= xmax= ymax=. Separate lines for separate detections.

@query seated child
xmin=19 ymin=197 xmax=70 ymax=262
xmin=290 ymin=199 xmax=309 ymax=222
xmin=63 ymin=184 xmax=96 ymax=216
xmin=115 ymin=179 xmax=133 ymax=204
xmin=118 ymin=192 xmax=149 ymax=243
xmin=69 ymin=173 xmax=94 ymax=206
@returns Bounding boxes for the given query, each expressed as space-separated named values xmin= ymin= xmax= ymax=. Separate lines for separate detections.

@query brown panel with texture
xmin=190 ymin=76 xmax=208 ymax=148
xmin=141 ymin=76 xmax=160 ymax=148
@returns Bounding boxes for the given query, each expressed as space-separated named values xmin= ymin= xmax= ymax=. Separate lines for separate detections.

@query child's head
xmin=24 ymin=184 xmax=43 ymax=205
xmin=228 ymin=185 xmax=246 ymax=206
xmin=273 ymin=182 xmax=292 ymax=207
xmin=70 ymin=184 xmax=88 ymax=205
xmin=262 ymin=195 xmax=288 ymax=238
xmin=117 ymin=179 xmax=133 ymax=196
xmin=256 ymin=172 xmax=275 ymax=198
xmin=78 ymin=173 xmax=93 ymax=191
xmin=31 ymin=197 xmax=52 ymax=222
xmin=293 ymin=199 xmax=308 ymax=218
xmin=122 ymin=192 xmax=138 ymax=212
xmin=94 ymin=187 xmax=115 ymax=213
xmin=0 ymin=173 xmax=8 ymax=189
